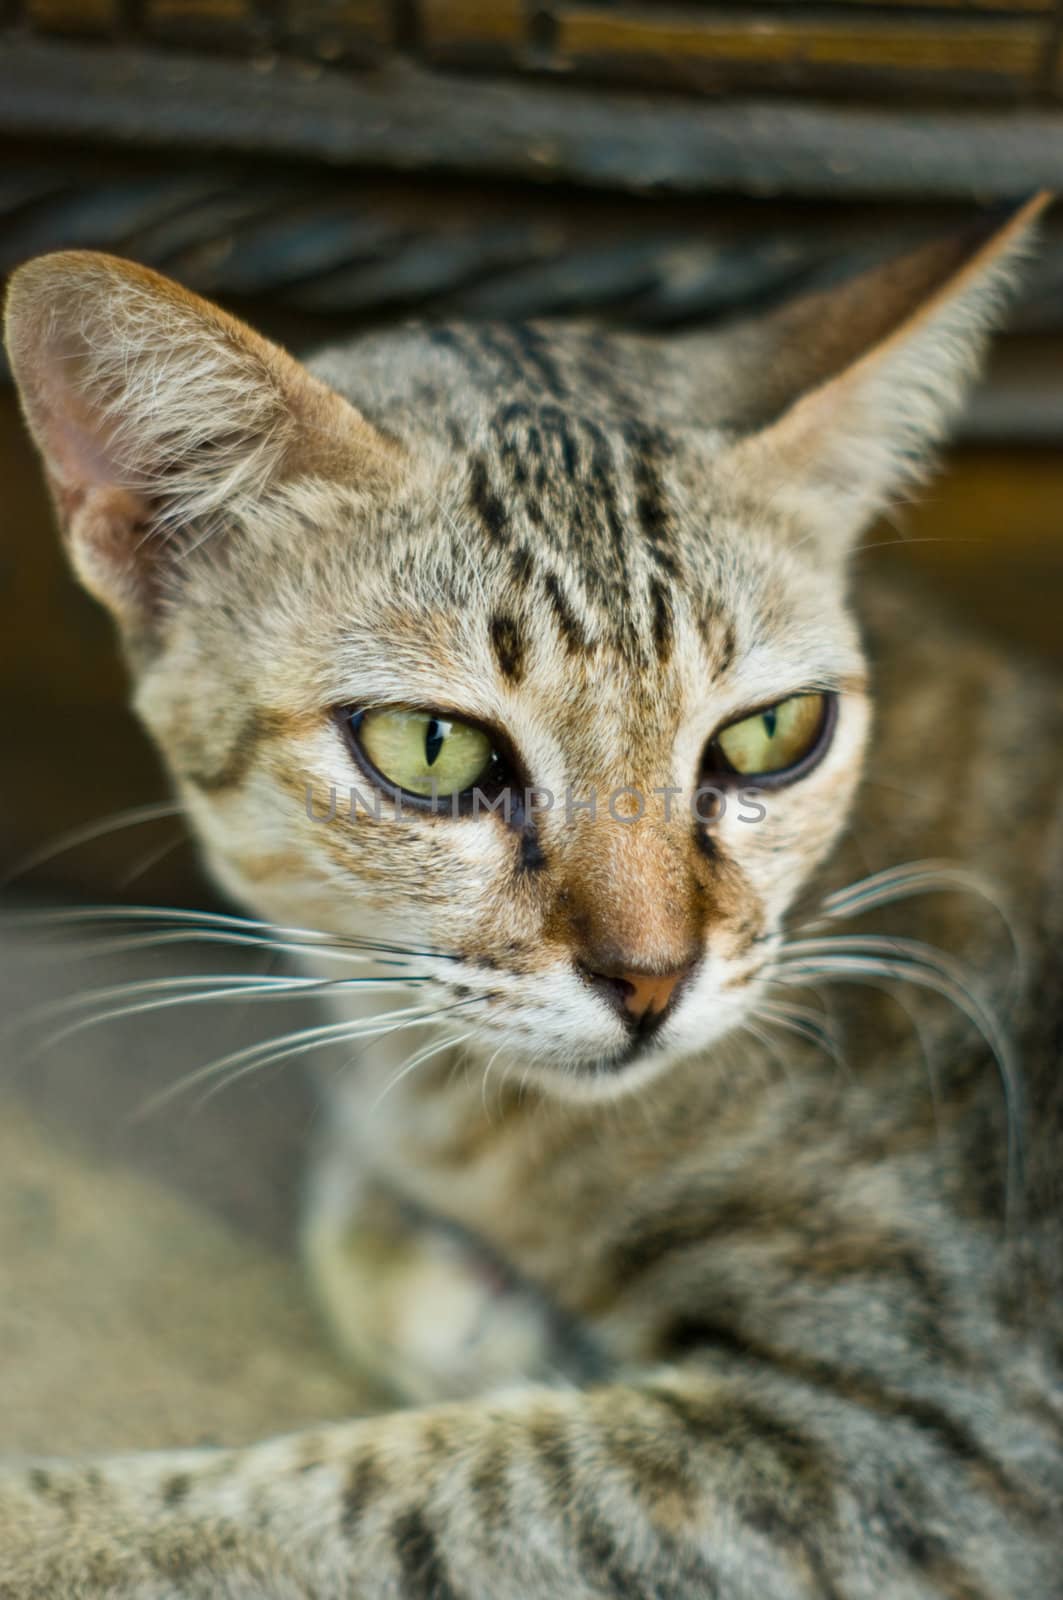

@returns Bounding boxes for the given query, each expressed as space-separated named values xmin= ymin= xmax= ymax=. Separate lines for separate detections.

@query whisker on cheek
xmin=130 ymin=996 xmax=486 ymax=1123
xmin=24 ymin=928 xmax=424 ymax=971
xmin=8 ymin=904 xmax=459 ymax=964
xmin=801 ymin=858 xmax=1023 ymax=987
xmin=368 ymin=1030 xmax=477 ymax=1114
xmin=9 ymin=973 xmax=434 ymax=1063
xmin=0 ymin=801 xmax=185 ymax=888
xmin=771 ymin=935 xmax=1023 ymax=1228
xmin=753 ymin=999 xmax=845 ymax=1070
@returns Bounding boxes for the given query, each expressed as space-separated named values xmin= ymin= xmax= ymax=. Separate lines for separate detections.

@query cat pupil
xmin=763 ymin=708 xmax=778 ymax=739
xmin=424 ymin=718 xmax=445 ymax=767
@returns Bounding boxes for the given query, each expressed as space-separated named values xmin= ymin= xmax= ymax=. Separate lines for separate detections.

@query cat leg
xmin=303 ymin=1154 xmax=566 ymax=1405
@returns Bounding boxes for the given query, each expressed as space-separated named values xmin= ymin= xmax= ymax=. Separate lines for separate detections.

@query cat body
xmin=2 ymin=197 xmax=1062 ymax=1597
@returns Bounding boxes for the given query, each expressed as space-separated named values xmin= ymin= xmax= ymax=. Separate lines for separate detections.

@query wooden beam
xmin=1 ymin=39 xmax=1062 ymax=197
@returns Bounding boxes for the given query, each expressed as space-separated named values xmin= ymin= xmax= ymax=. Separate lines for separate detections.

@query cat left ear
xmin=4 ymin=251 xmax=394 ymax=631
xmin=721 ymin=194 xmax=1052 ymax=555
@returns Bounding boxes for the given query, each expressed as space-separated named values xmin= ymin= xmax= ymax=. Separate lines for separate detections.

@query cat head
xmin=4 ymin=198 xmax=1046 ymax=1099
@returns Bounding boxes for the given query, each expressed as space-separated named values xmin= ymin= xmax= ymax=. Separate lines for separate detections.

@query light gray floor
xmin=0 ymin=899 xmax=371 ymax=1456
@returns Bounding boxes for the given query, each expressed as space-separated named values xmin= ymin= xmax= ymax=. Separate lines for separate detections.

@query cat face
xmin=5 ymin=200 xmax=1043 ymax=1097
xmin=137 ymin=417 xmax=870 ymax=1095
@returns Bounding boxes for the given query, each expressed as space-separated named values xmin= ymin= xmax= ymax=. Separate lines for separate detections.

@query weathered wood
xmin=419 ymin=0 xmax=525 ymax=57
xmin=1 ymin=152 xmax=1060 ymax=333
xmin=748 ymin=2 xmax=1053 ymax=9
xmin=1 ymin=39 xmax=1062 ymax=197
xmin=8 ymin=0 xmax=1063 ymax=97
xmin=146 ymin=0 xmax=251 ymax=23
xmin=142 ymin=0 xmax=264 ymax=51
xmin=279 ymin=0 xmax=395 ymax=64
xmin=1053 ymin=30 xmax=1063 ymax=93
xmin=556 ymin=13 xmax=1044 ymax=71
xmin=24 ymin=0 xmax=119 ymax=29
xmin=521 ymin=9 xmax=1049 ymax=98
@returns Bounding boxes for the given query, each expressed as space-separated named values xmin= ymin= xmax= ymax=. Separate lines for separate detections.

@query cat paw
xmin=303 ymin=1187 xmax=551 ymax=1405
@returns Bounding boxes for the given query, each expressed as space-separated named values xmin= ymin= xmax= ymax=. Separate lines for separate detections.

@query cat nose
xmin=578 ymin=959 xmax=696 ymax=1032
xmin=623 ymin=971 xmax=684 ymax=1020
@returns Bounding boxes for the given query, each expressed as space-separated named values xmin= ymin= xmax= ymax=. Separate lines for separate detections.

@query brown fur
xmin=2 ymin=198 xmax=1061 ymax=1598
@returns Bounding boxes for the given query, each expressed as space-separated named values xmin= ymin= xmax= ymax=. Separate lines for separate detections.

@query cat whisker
xmin=804 ymin=859 xmax=1022 ymax=982
xmin=130 ymin=998 xmax=480 ymax=1122
xmin=857 ymin=775 xmax=940 ymax=806
xmin=810 ymin=859 xmax=984 ymax=921
xmin=848 ymin=533 xmax=981 ymax=559
xmin=7 ymin=902 xmax=458 ymax=964
xmin=872 ymin=978 xmax=945 ymax=1136
xmin=0 ymin=801 xmax=183 ymax=887
xmin=781 ymin=932 xmax=1006 ymax=997
xmin=7 ymin=902 xmax=380 ymax=946
xmin=24 ymin=928 xmax=420 ymax=971
xmin=772 ymin=939 xmax=1023 ymax=1226
xmin=368 ymin=1029 xmax=476 ymax=1114
xmin=479 ymin=1042 xmax=512 ymax=1119
xmin=193 ymin=1018 xmax=477 ymax=1118
xmin=752 ymin=999 xmax=845 ymax=1070
xmin=198 ymin=999 xmax=488 ymax=1116
xmin=739 ymin=1018 xmax=799 ymax=1084
xmin=114 ymin=831 xmax=189 ymax=890
xmin=791 ymin=970 xmax=948 ymax=1150
xmin=11 ymin=971 xmax=324 ymax=1037
xmin=12 ymin=972 xmax=432 ymax=1059
xmin=756 ymin=996 xmax=830 ymax=1029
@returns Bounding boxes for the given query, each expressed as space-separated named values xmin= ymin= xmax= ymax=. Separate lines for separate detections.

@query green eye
xmin=714 ymin=692 xmax=828 ymax=778
xmin=353 ymin=708 xmax=494 ymax=799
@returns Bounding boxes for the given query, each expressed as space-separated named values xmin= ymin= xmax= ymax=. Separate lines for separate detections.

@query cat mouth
xmin=586 ymin=1035 xmax=662 ymax=1075
xmin=589 ymin=986 xmax=690 ymax=1073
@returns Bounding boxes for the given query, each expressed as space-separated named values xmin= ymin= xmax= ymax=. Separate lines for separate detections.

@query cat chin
xmin=469 ymin=988 xmax=753 ymax=1105
xmin=507 ymin=1040 xmax=694 ymax=1106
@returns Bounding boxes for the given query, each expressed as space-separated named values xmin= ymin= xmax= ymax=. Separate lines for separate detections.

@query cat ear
xmin=718 ymin=194 xmax=1051 ymax=555
xmin=4 ymin=251 xmax=393 ymax=629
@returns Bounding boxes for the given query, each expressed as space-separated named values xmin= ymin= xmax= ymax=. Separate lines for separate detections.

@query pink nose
xmin=579 ymin=960 xmax=694 ymax=1029
xmin=618 ymin=971 xmax=684 ymax=1021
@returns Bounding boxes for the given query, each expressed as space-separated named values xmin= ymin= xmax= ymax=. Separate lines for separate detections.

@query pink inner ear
xmin=31 ymin=339 xmax=131 ymax=500
xmin=24 ymin=348 xmax=160 ymax=622
xmin=62 ymin=483 xmax=163 ymax=626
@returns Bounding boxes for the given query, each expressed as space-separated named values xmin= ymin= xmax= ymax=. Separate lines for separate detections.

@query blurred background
xmin=0 ymin=0 xmax=1062 ymax=908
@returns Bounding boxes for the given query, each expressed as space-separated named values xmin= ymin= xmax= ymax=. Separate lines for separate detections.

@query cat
xmin=2 ymin=194 xmax=1062 ymax=1598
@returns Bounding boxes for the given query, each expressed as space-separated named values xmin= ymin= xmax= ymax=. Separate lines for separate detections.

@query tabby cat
xmin=2 ymin=195 xmax=1062 ymax=1598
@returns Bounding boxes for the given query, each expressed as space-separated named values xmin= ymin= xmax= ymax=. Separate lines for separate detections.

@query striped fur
xmin=2 ymin=198 xmax=1062 ymax=1597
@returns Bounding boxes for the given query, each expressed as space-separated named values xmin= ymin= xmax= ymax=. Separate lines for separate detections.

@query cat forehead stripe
xmin=464 ymin=405 xmax=690 ymax=664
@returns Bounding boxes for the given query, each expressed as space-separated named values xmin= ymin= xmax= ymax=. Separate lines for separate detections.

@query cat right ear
xmin=4 ymin=251 xmax=395 ymax=632
xmin=714 ymin=194 xmax=1052 ymax=556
